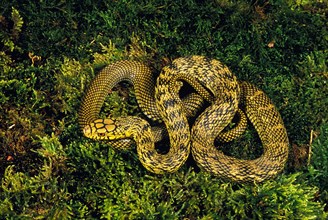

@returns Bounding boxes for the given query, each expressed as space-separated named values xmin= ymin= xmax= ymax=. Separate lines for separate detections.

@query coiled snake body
xmin=79 ymin=56 xmax=289 ymax=182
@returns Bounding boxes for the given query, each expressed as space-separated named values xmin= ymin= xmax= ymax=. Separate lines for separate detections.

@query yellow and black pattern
xmin=80 ymin=57 xmax=211 ymax=173
xmin=80 ymin=55 xmax=289 ymax=182
xmin=78 ymin=60 xmax=159 ymax=128
xmin=191 ymin=81 xmax=289 ymax=182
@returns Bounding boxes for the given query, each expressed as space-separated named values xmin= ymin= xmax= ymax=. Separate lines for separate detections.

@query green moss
xmin=0 ymin=0 xmax=327 ymax=218
xmin=0 ymin=135 xmax=72 ymax=219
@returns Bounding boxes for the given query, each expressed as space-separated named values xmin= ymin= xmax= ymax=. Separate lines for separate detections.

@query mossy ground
xmin=0 ymin=0 xmax=327 ymax=219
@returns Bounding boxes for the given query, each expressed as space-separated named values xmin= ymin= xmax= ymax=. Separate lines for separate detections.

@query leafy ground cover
xmin=0 ymin=0 xmax=327 ymax=219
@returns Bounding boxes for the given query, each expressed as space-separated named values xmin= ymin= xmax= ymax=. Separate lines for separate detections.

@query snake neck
xmin=78 ymin=60 xmax=159 ymax=130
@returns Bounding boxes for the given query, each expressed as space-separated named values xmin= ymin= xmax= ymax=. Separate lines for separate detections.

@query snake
xmin=79 ymin=56 xmax=289 ymax=182
xmin=79 ymin=58 xmax=210 ymax=173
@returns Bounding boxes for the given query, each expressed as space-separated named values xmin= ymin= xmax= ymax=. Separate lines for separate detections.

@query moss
xmin=0 ymin=0 xmax=327 ymax=218
xmin=0 ymin=135 xmax=72 ymax=219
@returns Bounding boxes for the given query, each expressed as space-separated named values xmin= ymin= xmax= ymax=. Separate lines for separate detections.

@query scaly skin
xmin=79 ymin=58 xmax=210 ymax=172
xmin=80 ymin=56 xmax=289 ymax=182
xmin=191 ymin=81 xmax=289 ymax=183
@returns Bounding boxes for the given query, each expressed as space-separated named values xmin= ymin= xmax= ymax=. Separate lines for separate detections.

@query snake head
xmin=83 ymin=118 xmax=117 ymax=140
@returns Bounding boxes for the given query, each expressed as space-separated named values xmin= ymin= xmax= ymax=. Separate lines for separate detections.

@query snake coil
xmin=79 ymin=56 xmax=289 ymax=183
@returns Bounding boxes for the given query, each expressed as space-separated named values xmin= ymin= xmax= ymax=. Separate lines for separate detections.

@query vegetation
xmin=0 ymin=0 xmax=327 ymax=218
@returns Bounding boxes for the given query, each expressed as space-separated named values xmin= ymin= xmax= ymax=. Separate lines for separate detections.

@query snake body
xmin=192 ymin=81 xmax=289 ymax=182
xmin=78 ymin=60 xmax=158 ymax=127
xmin=79 ymin=59 xmax=207 ymax=173
xmin=80 ymin=56 xmax=289 ymax=182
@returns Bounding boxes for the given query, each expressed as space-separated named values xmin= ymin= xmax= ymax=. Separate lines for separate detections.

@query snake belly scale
xmin=80 ymin=56 xmax=289 ymax=182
